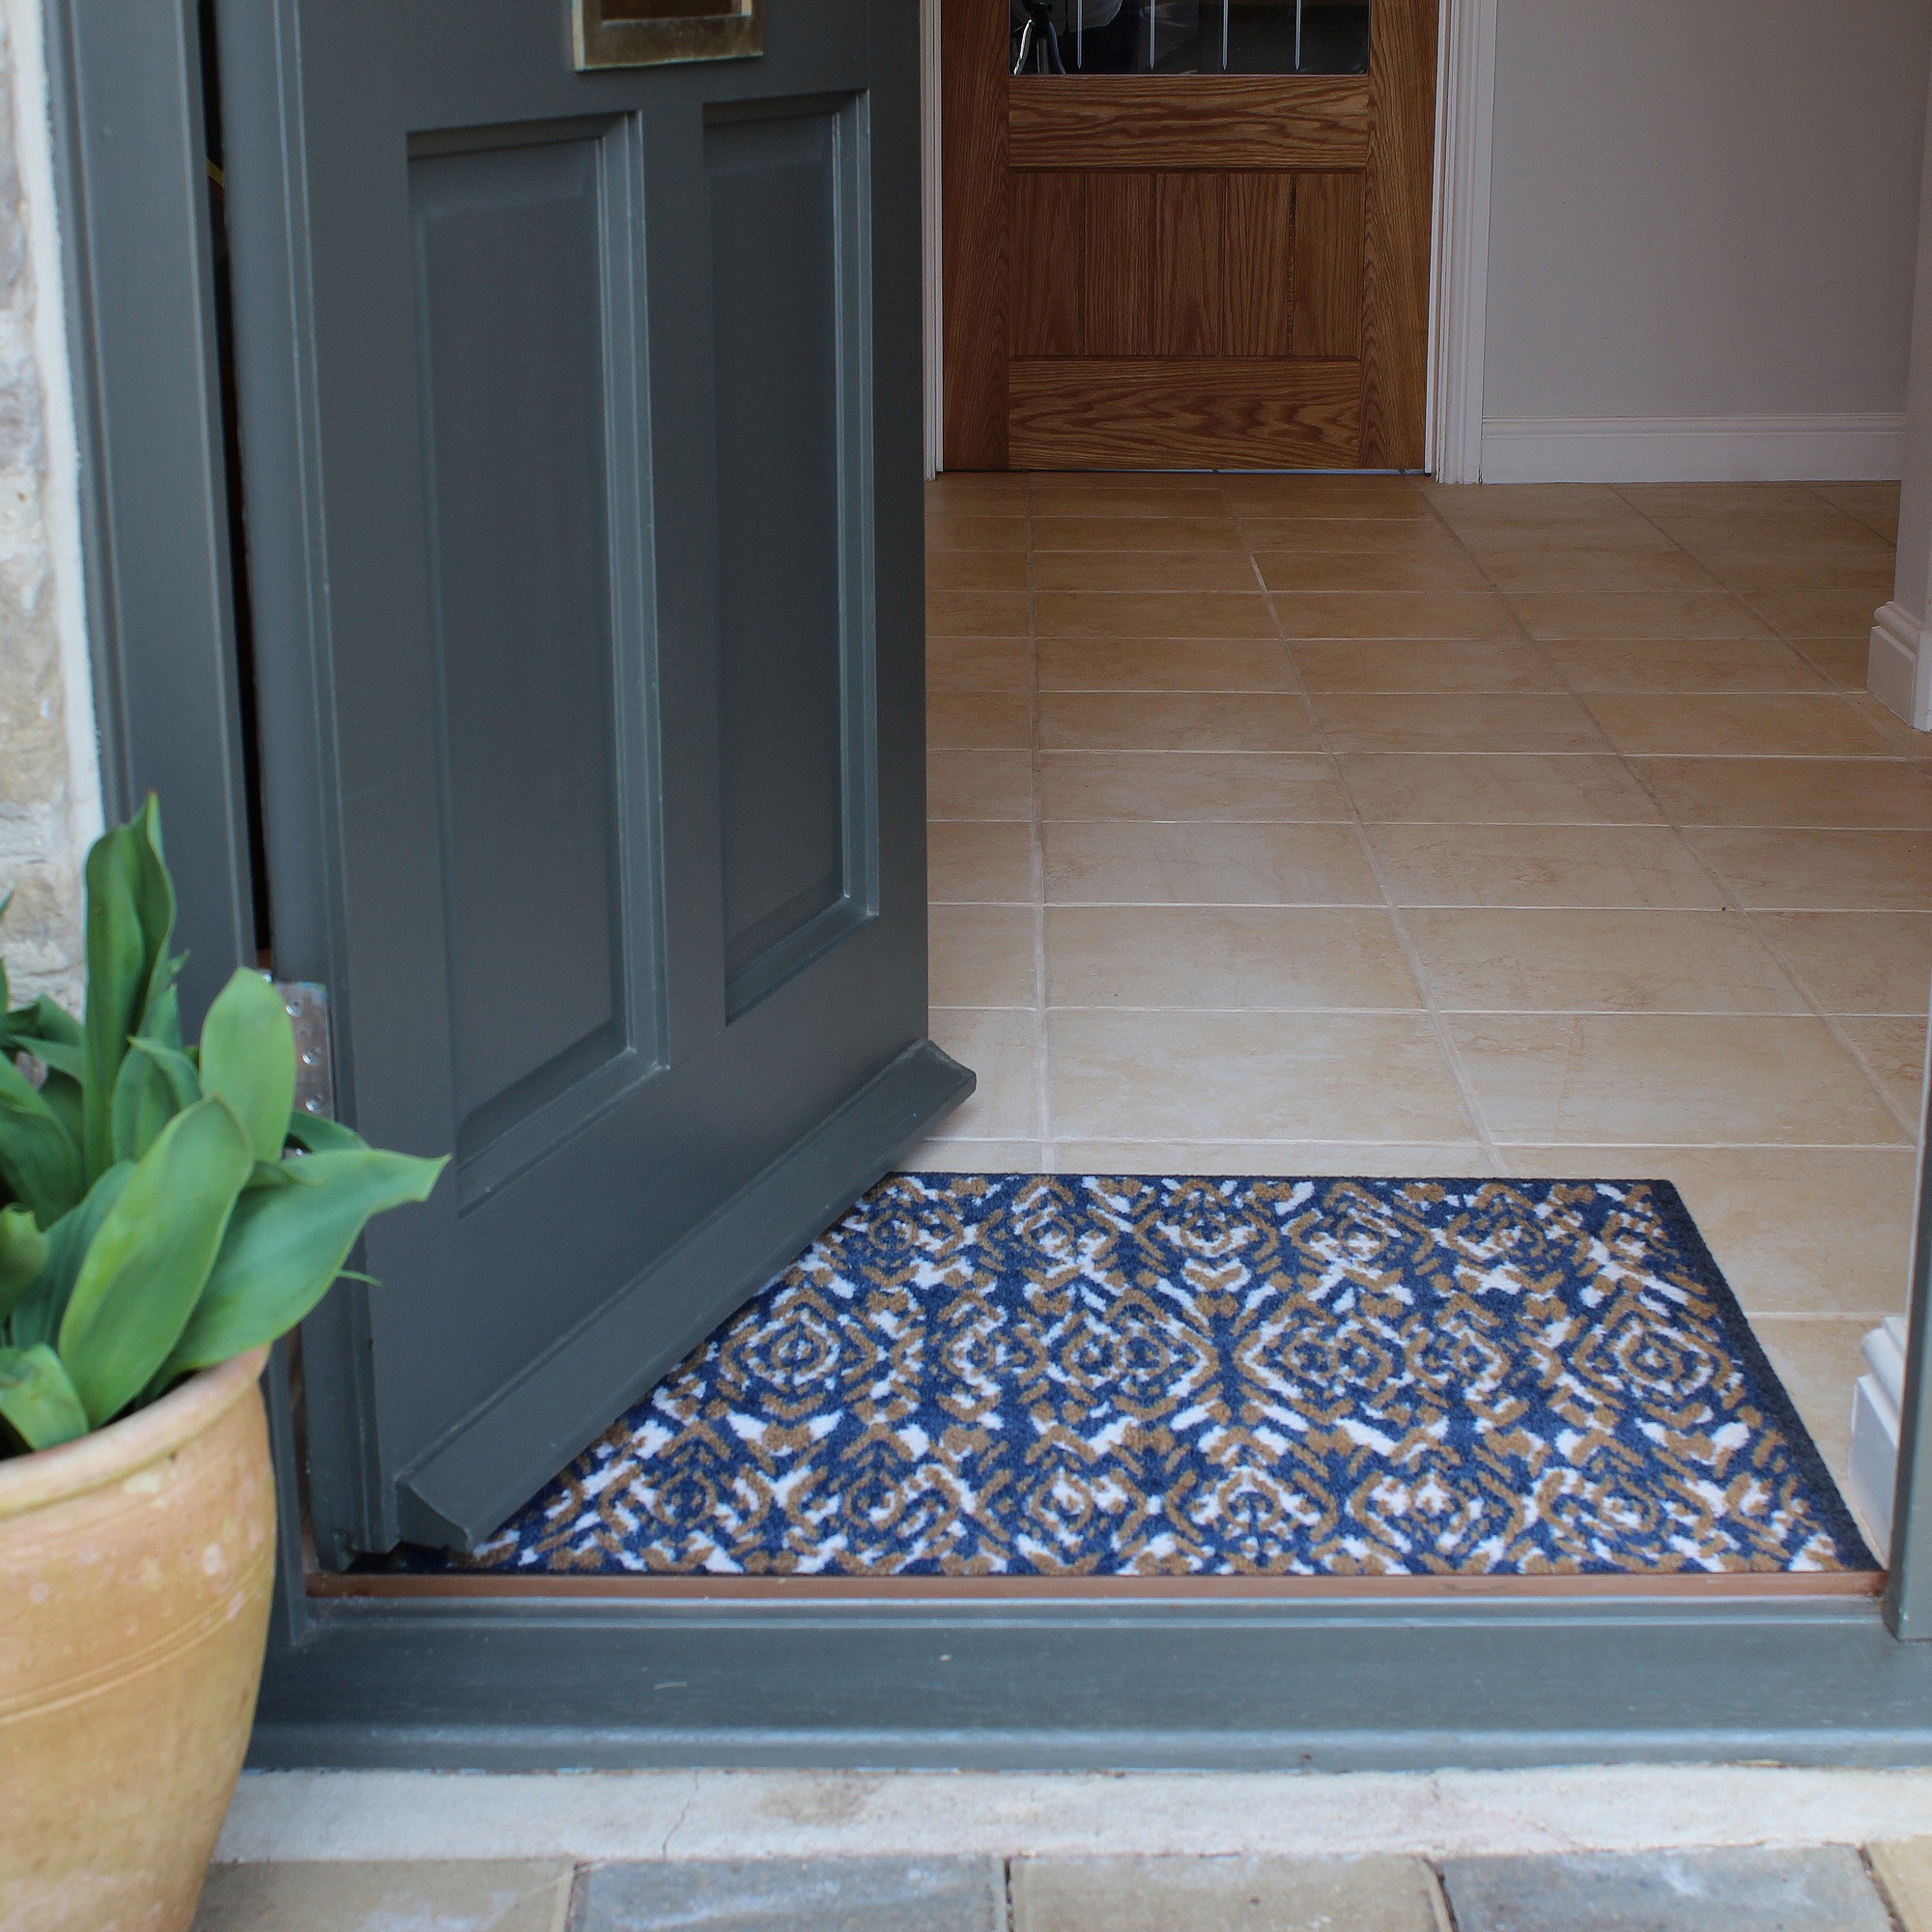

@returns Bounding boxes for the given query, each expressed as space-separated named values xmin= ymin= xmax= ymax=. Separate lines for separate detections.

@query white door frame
xmin=919 ymin=0 xmax=1499 ymax=480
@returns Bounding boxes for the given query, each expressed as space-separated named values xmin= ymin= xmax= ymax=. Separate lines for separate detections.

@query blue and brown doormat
xmin=411 ymin=1175 xmax=1875 ymax=1587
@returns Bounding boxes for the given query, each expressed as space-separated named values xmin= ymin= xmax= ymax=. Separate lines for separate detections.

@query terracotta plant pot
xmin=0 ymin=1348 xmax=276 ymax=1932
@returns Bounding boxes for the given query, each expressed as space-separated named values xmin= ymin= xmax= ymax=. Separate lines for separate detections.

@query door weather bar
xmin=1295 ymin=0 xmax=1303 ymax=70
xmin=1222 ymin=0 xmax=1230 ymax=70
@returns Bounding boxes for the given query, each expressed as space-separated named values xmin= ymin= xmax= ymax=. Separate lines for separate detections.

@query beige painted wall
xmin=1485 ymin=0 xmax=1932 ymax=423
xmin=0 ymin=0 xmax=97 ymax=1012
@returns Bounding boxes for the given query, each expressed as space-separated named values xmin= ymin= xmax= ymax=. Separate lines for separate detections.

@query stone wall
xmin=0 ymin=2 xmax=98 ymax=1015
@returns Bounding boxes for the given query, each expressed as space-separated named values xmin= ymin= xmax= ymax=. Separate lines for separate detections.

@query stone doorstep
xmin=192 ymin=1844 xmax=1932 ymax=1932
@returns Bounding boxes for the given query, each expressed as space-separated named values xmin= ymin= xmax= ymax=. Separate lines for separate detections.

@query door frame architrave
xmin=41 ymin=0 xmax=1932 ymax=1768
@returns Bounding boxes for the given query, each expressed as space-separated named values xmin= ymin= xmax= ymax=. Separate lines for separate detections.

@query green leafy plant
xmin=0 ymin=799 xmax=445 ymax=1456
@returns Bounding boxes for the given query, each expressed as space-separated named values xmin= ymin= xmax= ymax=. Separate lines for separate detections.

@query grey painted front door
xmin=215 ymin=0 xmax=966 ymax=1562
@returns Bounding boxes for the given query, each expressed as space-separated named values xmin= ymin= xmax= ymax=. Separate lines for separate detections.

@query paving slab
xmin=1441 ymin=1847 xmax=1891 ymax=1932
xmin=192 ymin=1860 xmax=572 ymax=1932
xmin=1872 ymin=1838 xmax=1932 ymax=1932
xmin=573 ymin=1858 xmax=1004 ymax=1931
xmin=1011 ymin=1854 xmax=1446 ymax=1931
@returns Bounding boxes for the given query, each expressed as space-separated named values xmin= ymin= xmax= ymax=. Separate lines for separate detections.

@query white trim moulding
xmin=1428 ymin=0 xmax=1497 ymax=485
xmin=1480 ymin=412 xmax=1908 ymax=486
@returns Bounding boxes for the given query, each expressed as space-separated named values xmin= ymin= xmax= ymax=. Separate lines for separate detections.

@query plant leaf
xmin=110 ymin=1035 xmax=202 ymax=1165
xmin=0 ymin=1205 xmax=48 ymax=1326
xmin=11 ymin=996 xmax=82 ymax=1054
xmin=128 ymin=797 xmax=180 ymax=1040
xmin=0 ymin=1054 xmax=84 ymax=1226
xmin=0 ymin=1345 xmax=89 ymax=1453
xmin=57 ymin=1097 xmax=253 ymax=1426
xmin=164 ymin=1147 xmax=446 ymax=1375
xmin=284 ymin=1109 xmax=366 ymax=1155
xmin=9 ymin=1164 xmax=133 ymax=1350
xmin=198 ymin=969 xmax=297 ymax=1164
xmin=80 ymin=825 xmax=146 ymax=1183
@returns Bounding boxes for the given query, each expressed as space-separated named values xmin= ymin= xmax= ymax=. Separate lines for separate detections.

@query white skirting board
xmin=1848 ymin=1315 xmax=1909 ymax=1562
xmin=1479 ymin=413 xmax=1907 ymax=485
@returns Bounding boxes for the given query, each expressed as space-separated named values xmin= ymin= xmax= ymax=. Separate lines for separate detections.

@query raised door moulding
xmin=1427 ymin=0 xmax=1496 ymax=484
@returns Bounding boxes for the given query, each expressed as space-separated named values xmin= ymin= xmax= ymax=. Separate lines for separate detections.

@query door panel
xmin=943 ymin=0 xmax=1436 ymax=469
xmin=216 ymin=0 xmax=968 ymax=1562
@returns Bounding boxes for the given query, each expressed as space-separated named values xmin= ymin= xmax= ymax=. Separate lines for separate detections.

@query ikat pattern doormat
xmin=457 ymin=1174 xmax=1873 ymax=1577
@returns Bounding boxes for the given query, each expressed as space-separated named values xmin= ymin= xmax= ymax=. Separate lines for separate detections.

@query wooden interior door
xmin=942 ymin=0 xmax=1437 ymax=470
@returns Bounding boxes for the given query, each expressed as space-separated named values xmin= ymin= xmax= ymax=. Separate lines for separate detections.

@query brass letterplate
xmin=574 ymin=0 xmax=764 ymax=69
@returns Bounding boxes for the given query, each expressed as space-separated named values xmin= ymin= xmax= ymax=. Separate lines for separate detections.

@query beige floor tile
xmin=1643 ymin=508 xmax=1882 ymax=557
xmin=928 ymin=1007 xmax=1041 ymax=1138
xmin=1872 ymin=1839 xmax=1932 ymax=1932
xmin=1501 ymin=1146 xmax=1916 ymax=1318
xmin=925 ymin=513 xmax=1028 ymax=553
xmin=1684 ymin=827 xmax=1932 ymax=909
xmin=1048 ymin=1009 xmax=1473 ymax=1142
xmin=927 ymin=691 xmax=1033 ymax=750
xmin=1035 ymin=591 xmax=1275 ymax=640
xmin=1838 ymin=1015 xmax=1928 ymax=1122
xmin=928 ymin=904 xmax=1037 ymax=1007
xmin=1406 ymin=909 xmax=1805 ymax=1014
xmin=1039 ymin=637 xmax=1298 ymax=694
xmin=1793 ymin=637 xmax=1874 ymax=690
xmin=1038 ymin=690 xmax=1320 ymax=752
xmin=1010 ymin=1855 xmax=1448 ymax=1932
xmin=1253 ymin=549 xmax=1490 ymax=594
xmin=1048 ymin=1140 xmax=1497 ymax=1177
xmin=1477 ymin=549 xmax=1723 ymax=595
xmin=1848 ymin=691 xmax=1932 ymax=754
xmin=897 ymin=1137 xmax=1044 ymax=1173
xmin=1507 ymin=592 xmax=1773 ymax=642
xmin=1366 ymin=823 xmax=1722 ymax=909
xmin=1269 ymin=590 xmax=1524 ymax=641
xmin=926 ymin=589 xmax=1032 ymax=638
xmin=1426 ymin=482 xmax=1647 ymax=530
xmin=193 ymin=1862 xmax=573 ymax=1932
xmin=927 ymin=750 xmax=1034 ymax=821
xmin=1029 ymin=478 xmax=1228 ymax=519
xmin=1045 ymin=905 xmax=1422 ymax=1010
xmin=1040 ymin=751 xmax=1350 ymax=822
xmin=928 ymin=821 xmax=1035 ymax=904
xmin=1748 ymin=1316 xmax=1867 ymax=1498
xmin=1747 ymin=587 xmax=1888 ymax=640
xmin=925 ymin=550 xmax=1030 ymax=594
xmin=1583 ymin=693 xmax=1894 ymax=757
xmin=1453 ymin=519 xmax=1680 ymax=558
xmin=1312 ymin=692 xmax=1608 ymax=753
xmin=1698 ymin=547 xmax=1893 ymax=596
xmin=1811 ymin=479 xmax=1900 ymax=522
xmin=1542 ymin=639 xmax=1830 ymax=694
xmin=1030 ymin=551 xmax=1260 ymax=594
xmin=1222 ymin=473 xmax=1431 ymax=517
xmin=1634 ymin=757 xmax=1932 ymax=829
xmin=1756 ymin=911 xmax=1932 ymax=1013
xmin=1613 ymin=482 xmax=1841 ymax=519
xmin=928 ymin=471 xmax=1029 ymax=504
xmin=1342 ymin=753 xmax=1663 ymax=825
xmin=1446 ymin=1012 xmax=1906 ymax=1145
xmin=1237 ymin=517 xmax=1470 ymax=556
xmin=1031 ymin=515 xmax=1244 ymax=553
xmin=1044 ymin=820 xmax=1381 ymax=906
xmin=928 ymin=635 xmax=1034 ymax=693
xmin=1291 ymin=639 xmax=1562 ymax=694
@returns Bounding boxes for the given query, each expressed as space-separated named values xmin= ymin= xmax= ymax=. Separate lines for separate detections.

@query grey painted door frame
xmin=43 ymin=0 xmax=1932 ymax=1767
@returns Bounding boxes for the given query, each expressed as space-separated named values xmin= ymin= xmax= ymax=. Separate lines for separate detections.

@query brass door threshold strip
xmin=311 ymin=1567 xmax=1883 ymax=1605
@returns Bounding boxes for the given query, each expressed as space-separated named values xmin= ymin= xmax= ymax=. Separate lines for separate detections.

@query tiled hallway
xmin=911 ymin=472 xmax=1926 ymax=1503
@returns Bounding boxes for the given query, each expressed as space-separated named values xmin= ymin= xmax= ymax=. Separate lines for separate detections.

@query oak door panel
xmin=1010 ymin=171 xmax=1084 ymax=356
xmin=1226 ymin=173 xmax=1297 ymax=356
xmin=1010 ymin=76 xmax=1370 ymax=169
xmin=1082 ymin=172 xmax=1156 ymax=357
xmin=1009 ymin=357 xmax=1360 ymax=469
xmin=1152 ymin=173 xmax=1229 ymax=356
xmin=1292 ymin=172 xmax=1365 ymax=359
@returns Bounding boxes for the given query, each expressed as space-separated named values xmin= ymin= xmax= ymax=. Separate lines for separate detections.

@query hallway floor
xmin=910 ymin=473 xmax=1925 ymax=1505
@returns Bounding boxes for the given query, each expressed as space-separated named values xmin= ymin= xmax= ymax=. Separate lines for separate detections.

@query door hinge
xmin=275 ymin=980 xmax=336 ymax=1122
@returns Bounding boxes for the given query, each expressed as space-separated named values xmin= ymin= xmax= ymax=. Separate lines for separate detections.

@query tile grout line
xmin=1248 ymin=484 xmax=1509 ymax=1175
